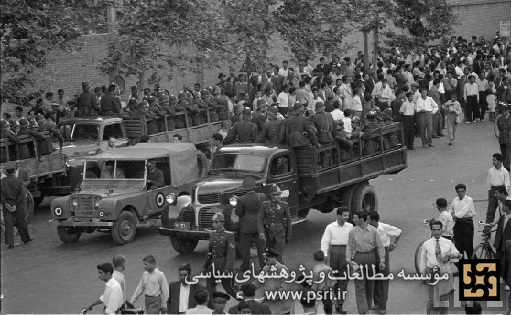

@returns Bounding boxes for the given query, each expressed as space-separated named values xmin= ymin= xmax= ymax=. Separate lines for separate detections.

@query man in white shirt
xmin=435 ymin=198 xmax=454 ymax=240
xmin=320 ymin=206 xmax=353 ymax=314
xmin=463 ymin=75 xmax=479 ymax=123
xmin=486 ymin=153 xmax=511 ymax=225
xmin=112 ymin=255 xmax=126 ymax=301
xmin=419 ymin=221 xmax=460 ymax=314
xmin=185 ymin=288 xmax=213 ymax=314
xmin=415 ymin=88 xmax=438 ymax=147
xmin=450 ymin=183 xmax=476 ymax=260
xmin=400 ymin=92 xmax=416 ymax=150
xmin=277 ymin=85 xmax=289 ymax=112
xmin=278 ymin=60 xmax=289 ymax=77
xmin=84 ymin=263 xmax=124 ymax=314
xmin=330 ymin=101 xmax=345 ymax=122
xmin=368 ymin=211 xmax=401 ymax=315
xmin=341 ymin=109 xmax=353 ymax=134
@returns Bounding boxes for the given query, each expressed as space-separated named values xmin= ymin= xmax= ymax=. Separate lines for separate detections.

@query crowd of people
xmin=2 ymin=32 xmax=512 ymax=315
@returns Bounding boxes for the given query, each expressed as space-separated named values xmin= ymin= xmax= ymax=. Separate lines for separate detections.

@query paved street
xmin=1 ymin=120 xmax=508 ymax=314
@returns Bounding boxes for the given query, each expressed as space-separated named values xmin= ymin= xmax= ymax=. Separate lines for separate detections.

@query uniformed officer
xmin=1 ymin=120 xmax=20 ymax=162
xmin=236 ymin=177 xmax=266 ymax=272
xmin=203 ymin=212 xmax=238 ymax=304
xmin=255 ymin=107 xmax=283 ymax=145
xmin=257 ymin=185 xmax=292 ymax=263
xmin=1 ymin=161 xmax=32 ymax=248
xmin=222 ymin=108 xmax=257 ymax=145
xmin=495 ymin=103 xmax=511 ymax=171
xmin=212 ymin=291 xmax=231 ymax=314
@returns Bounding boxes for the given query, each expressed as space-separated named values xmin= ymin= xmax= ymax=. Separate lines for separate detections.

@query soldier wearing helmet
xmin=203 ymin=212 xmax=238 ymax=305
xmin=257 ymin=184 xmax=292 ymax=263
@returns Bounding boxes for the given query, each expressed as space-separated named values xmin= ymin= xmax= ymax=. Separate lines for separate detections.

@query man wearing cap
xmin=435 ymin=197 xmax=454 ymax=240
xmin=257 ymin=185 xmax=292 ymax=263
xmin=236 ymin=177 xmax=267 ymax=272
xmin=310 ymin=102 xmax=336 ymax=145
xmin=100 ymin=84 xmax=122 ymax=116
xmin=139 ymin=100 xmax=159 ymax=135
xmin=157 ymin=94 xmax=176 ymax=131
xmin=256 ymin=107 xmax=283 ymax=145
xmin=251 ymin=99 xmax=268 ymax=133
xmin=201 ymin=89 xmax=219 ymax=123
xmin=223 ymin=108 xmax=257 ymax=145
xmin=320 ymin=206 xmax=353 ymax=314
xmin=415 ymin=87 xmax=438 ymax=148
xmin=77 ymin=81 xmax=97 ymax=117
xmin=204 ymin=212 xmax=238 ymax=303
xmin=281 ymin=103 xmax=320 ymax=148
xmin=1 ymin=161 xmax=33 ymax=248
xmin=212 ymin=86 xmax=230 ymax=121
xmin=1 ymin=120 xmax=20 ymax=162
xmin=38 ymin=114 xmax=64 ymax=153
xmin=211 ymin=292 xmax=230 ymax=314
xmin=217 ymin=73 xmax=227 ymax=92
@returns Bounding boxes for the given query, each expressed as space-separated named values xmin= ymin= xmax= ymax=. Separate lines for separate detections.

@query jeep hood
xmin=78 ymin=184 xmax=144 ymax=198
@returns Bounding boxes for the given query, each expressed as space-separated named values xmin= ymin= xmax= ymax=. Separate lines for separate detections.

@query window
xmin=270 ymin=155 xmax=291 ymax=176
xmin=85 ymin=160 xmax=145 ymax=179
xmin=211 ymin=154 xmax=266 ymax=172
xmin=62 ymin=124 xmax=99 ymax=141
xmin=103 ymin=123 xmax=124 ymax=140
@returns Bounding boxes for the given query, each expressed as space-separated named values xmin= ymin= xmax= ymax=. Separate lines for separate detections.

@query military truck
xmin=159 ymin=123 xmax=408 ymax=254
xmin=48 ymin=143 xmax=208 ymax=244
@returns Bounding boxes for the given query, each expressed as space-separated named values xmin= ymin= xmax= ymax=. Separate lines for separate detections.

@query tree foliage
xmin=99 ymin=0 xmax=228 ymax=98
xmin=384 ymin=0 xmax=459 ymax=52
xmin=0 ymin=0 xmax=104 ymax=104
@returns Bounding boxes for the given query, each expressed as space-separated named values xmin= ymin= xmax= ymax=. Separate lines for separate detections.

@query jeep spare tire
xmin=170 ymin=236 xmax=198 ymax=254
xmin=112 ymin=211 xmax=137 ymax=244
xmin=57 ymin=226 xmax=82 ymax=243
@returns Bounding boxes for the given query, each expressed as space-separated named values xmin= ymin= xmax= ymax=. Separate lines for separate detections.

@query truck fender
xmin=162 ymin=195 xmax=191 ymax=227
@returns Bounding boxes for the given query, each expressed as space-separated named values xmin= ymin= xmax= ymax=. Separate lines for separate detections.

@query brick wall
xmin=17 ymin=1 xmax=511 ymax=106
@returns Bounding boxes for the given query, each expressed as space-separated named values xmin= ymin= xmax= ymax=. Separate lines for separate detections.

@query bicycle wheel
xmin=415 ymin=241 xmax=426 ymax=274
xmin=472 ymin=243 xmax=495 ymax=259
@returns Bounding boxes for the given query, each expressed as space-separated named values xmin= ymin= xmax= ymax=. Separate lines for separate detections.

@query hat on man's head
xmin=212 ymin=212 xmax=225 ymax=222
xmin=218 ymin=72 xmax=225 ymax=79
xmin=212 ymin=292 xmax=231 ymax=301
xmin=36 ymin=114 xmax=45 ymax=122
xmin=242 ymin=107 xmax=252 ymax=119
xmin=159 ymin=94 xmax=169 ymax=102
xmin=3 ymin=161 xmax=17 ymax=171
xmin=200 ymin=89 xmax=211 ymax=98
xmin=256 ymin=99 xmax=267 ymax=109
xmin=169 ymin=95 xmax=178 ymax=104
xmin=267 ymin=107 xmax=278 ymax=118
xmin=268 ymin=184 xmax=281 ymax=196
xmin=178 ymin=92 xmax=187 ymax=101
xmin=366 ymin=111 xmax=376 ymax=119
xmin=128 ymin=98 xmax=137 ymax=107
xmin=212 ymin=86 xmax=221 ymax=95
xmin=291 ymin=102 xmax=304 ymax=115
xmin=19 ymin=118 xmax=28 ymax=126
xmin=264 ymin=248 xmax=279 ymax=258
xmin=242 ymin=176 xmax=256 ymax=190
xmin=148 ymin=96 xmax=158 ymax=105
xmin=82 ymin=81 xmax=91 ymax=90
xmin=411 ymin=82 xmax=419 ymax=88
xmin=436 ymin=198 xmax=448 ymax=207
xmin=315 ymin=102 xmax=325 ymax=112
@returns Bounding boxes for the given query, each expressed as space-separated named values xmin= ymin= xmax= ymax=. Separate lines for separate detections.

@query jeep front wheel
xmin=170 ymin=236 xmax=198 ymax=254
xmin=112 ymin=211 xmax=137 ymax=245
xmin=57 ymin=226 xmax=82 ymax=243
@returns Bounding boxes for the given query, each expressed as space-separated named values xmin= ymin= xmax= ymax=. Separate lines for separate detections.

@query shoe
xmin=23 ymin=238 xmax=34 ymax=244
xmin=428 ymin=144 xmax=434 ymax=147
xmin=372 ymin=305 xmax=379 ymax=310
xmin=448 ymin=142 xmax=452 ymax=145
xmin=466 ymin=121 xmax=471 ymax=124
xmin=7 ymin=244 xmax=14 ymax=249
xmin=335 ymin=304 xmax=347 ymax=314
xmin=505 ymin=285 xmax=510 ymax=291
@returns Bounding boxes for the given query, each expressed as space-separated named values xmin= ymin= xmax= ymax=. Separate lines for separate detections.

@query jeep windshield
xmin=211 ymin=153 xmax=266 ymax=173
xmin=60 ymin=123 xmax=99 ymax=141
xmin=84 ymin=160 xmax=146 ymax=180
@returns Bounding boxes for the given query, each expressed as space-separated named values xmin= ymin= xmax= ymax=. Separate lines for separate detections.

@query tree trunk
xmin=107 ymin=5 xmax=118 ymax=84
xmin=363 ymin=30 xmax=369 ymax=73
xmin=138 ymin=71 xmax=146 ymax=102
xmin=372 ymin=27 xmax=378 ymax=77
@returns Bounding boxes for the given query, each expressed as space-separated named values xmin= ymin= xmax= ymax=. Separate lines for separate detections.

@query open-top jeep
xmin=49 ymin=142 xmax=208 ymax=244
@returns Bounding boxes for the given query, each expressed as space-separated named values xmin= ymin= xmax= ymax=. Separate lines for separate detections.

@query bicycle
xmin=472 ymin=221 xmax=497 ymax=260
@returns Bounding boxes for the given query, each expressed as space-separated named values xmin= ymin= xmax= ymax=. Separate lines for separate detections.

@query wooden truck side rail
xmin=123 ymin=106 xmax=226 ymax=144
xmin=294 ymin=123 xmax=407 ymax=201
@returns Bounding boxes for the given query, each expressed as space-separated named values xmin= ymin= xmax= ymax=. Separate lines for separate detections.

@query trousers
xmin=353 ymin=251 xmax=376 ymax=314
xmin=265 ymin=226 xmax=286 ymax=264
xmin=373 ymin=248 xmax=390 ymax=311
xmin=445 ymin=113 xmax=458 ymax=141
xmin=486 ymin=187 xmax=505 ymax=224
xmin=402 ymin=115 xmax=415 ymax=149
xmin=417 ymin=112 xmax=433 ymax=145
xmin=478 ymin=91 xmax=487 ymax=120
xmin=453 ymin=218 xmax=474 ymax=259
xmin=239 ymin=232 xmax=265 ymax=271
xmin=466 ymin=95 xmax=478 ymax=122
xmin=329 ymin=245 xmax=349 ymax=306
xmin=432 ymin=113 xmax=443 ymax=136
xmin=144 ymin=295 xmax=162 ymax=314
xmin=3 ymin=207 xmax=31 ymax=245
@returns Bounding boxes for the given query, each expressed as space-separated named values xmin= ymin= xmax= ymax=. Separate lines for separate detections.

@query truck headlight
xmin=54 ymin=207 xmax=62 ymax=216
xmin=71 ymin=199 xmax=78 ymax=207
xmin=94 ymin=202 xmax=100 ymax=209
xmin=166 ymin=193 xmax=176 ymax=205
xmin=229 ymin=196 xmax=238 ymax=207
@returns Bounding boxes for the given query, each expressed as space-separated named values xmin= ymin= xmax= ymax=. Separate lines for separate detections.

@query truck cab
xmin=49 ymin=143 xmax=207 ymax=244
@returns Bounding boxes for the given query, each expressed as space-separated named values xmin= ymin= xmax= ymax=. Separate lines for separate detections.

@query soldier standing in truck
xmin=257 ymin=185 xmax=292 ymax=264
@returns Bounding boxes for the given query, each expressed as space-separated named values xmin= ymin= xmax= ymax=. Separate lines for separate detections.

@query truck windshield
xmin=84 ymin=160 xmax=146 ymax=179
xmin=60 ymin=123 xmax=99 ymax=141
xmin=211 ymin=154 xmax=266 ymax=172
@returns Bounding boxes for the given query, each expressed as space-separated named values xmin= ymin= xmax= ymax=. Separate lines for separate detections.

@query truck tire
xmin=112 ymin=211 xmax=137 ymax=245
xmin=170 ymin=236 xmax=199 ymax=254
xmin=57 ymin=226 xmax=82 ymax=243
xmin=26 ymin=190 xmax=34 ymax=223
xmin=351 ymin=183 xmax=378 ymax=213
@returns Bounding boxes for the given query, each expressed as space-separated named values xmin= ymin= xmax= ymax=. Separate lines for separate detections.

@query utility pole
xmin=107 ymin=5 xmax=118 ymax=83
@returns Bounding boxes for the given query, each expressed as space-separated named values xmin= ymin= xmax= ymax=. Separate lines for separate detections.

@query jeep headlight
xmin=94 ymin=201 xmax=100 ymax=209
xmin=229 ymin=196 xmax=238 ymax=207
xmin=54 ymin=207 xmax=62 ymax=216
xmin=166 ymin=193 xmax=176 ymax=205
xmin=71 ymin=198 xmax=78 ymax=207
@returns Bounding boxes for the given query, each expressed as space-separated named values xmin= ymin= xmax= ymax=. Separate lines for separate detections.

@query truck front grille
xmin=199 ymin=207 xmax=214 ymax=230
xmin=71 ymin=195 xmax=101 ymax=217
xmin=197 ymin=193 xmax=220 ymax=204
xmin=181 ymin=208 xmax=197 ymax=229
